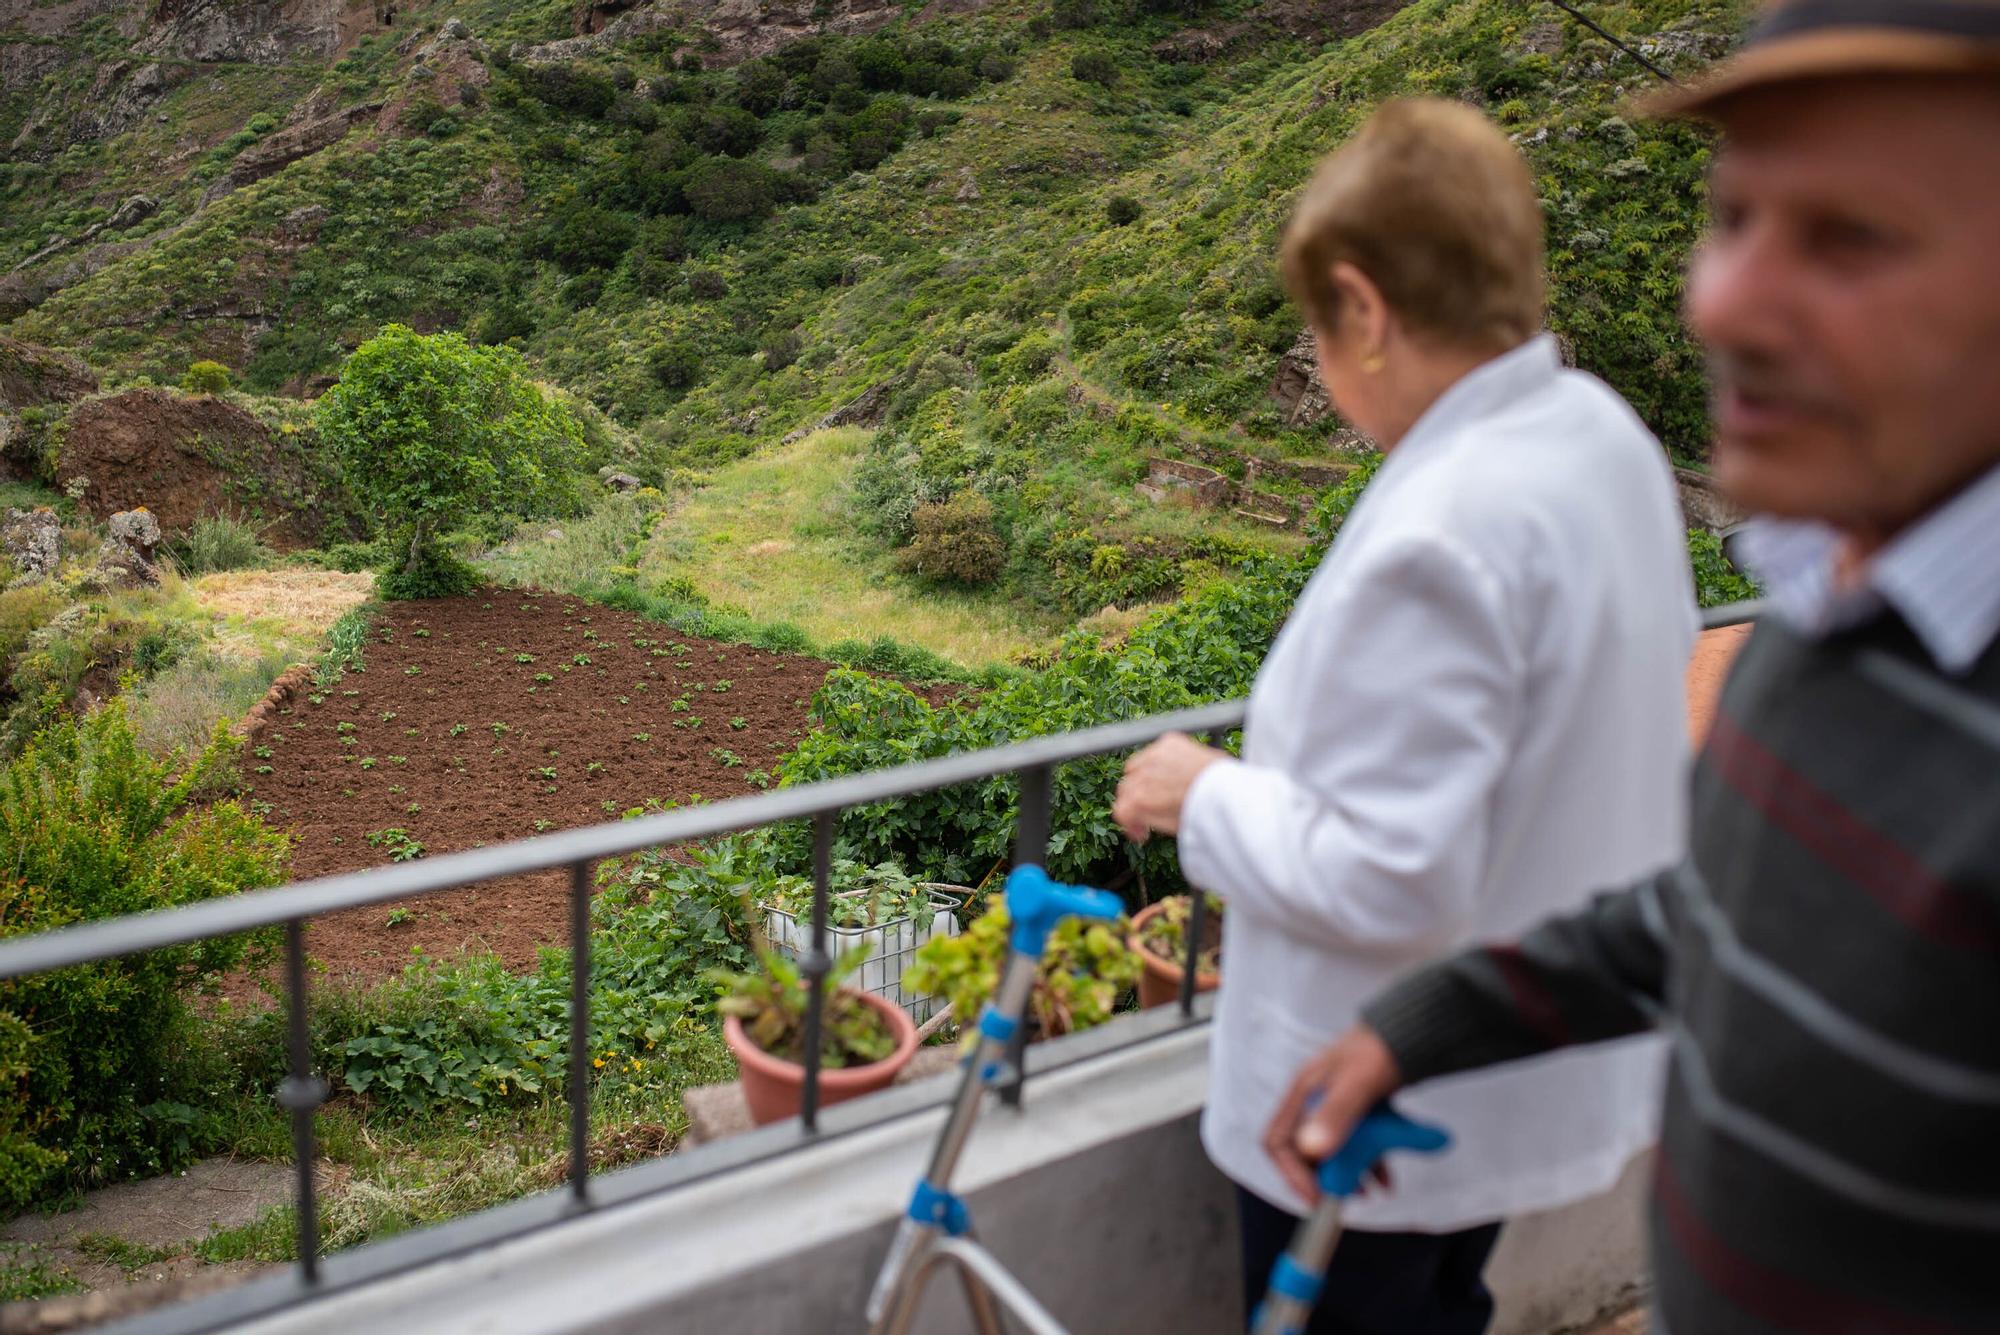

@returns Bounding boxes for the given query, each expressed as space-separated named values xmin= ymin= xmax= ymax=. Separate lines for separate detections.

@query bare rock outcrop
xmin=200 ymin=101 xmax=384 ymax=203
xmin=1268 ymin=330 xmax=1333 ymax=428
xmin=2 ymin=508 xmax=62 ymax=585
xmin=86 ymin=506 xmax=165 ymax=589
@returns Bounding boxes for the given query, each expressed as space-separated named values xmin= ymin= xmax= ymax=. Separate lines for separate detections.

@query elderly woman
xmin=1113 ymin=99 xmax=1695 ymax=1334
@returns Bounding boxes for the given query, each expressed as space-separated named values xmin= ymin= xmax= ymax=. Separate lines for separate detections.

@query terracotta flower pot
xmin=1129 ymin=898 xmax=1222 ymax=1010
xmin=723 ymin=988 xmax=920 ymax=1126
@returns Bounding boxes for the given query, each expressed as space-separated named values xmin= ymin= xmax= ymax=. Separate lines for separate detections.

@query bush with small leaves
xmin=180 ymin=361 xmax=231 ymax=395
xmin=1070 ymin=50 xmax=1118 ymax=87
xmin=1104 ymin=195 xmax=1142 ymax=227
xmin=904 ymin=490 xmax=1006 ymax=586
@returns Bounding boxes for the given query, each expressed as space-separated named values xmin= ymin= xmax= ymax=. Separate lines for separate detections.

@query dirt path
xmin=245 ymin=589 xmax=849 ymax=984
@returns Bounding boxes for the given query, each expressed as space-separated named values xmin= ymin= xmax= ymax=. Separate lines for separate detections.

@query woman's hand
xmin=1262 ymin=1026 xmax=1404 ymax=1204
xmin=1113 ymin=732 xmax=1228 ymax=842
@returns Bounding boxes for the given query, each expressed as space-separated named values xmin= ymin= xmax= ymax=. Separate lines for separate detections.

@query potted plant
xmin=713 ymin=946 xmax=920 ymax=1126
xmin=1128 ymin=894 xmax=1222 ymax=1010
xmin=762 ymin=860 xmax=967 ymax=1023
xmin=903 ymin=900 xmax=1141 ymax=1040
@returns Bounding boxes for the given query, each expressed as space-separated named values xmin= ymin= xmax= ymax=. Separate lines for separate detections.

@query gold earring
xmin=1361 ymin=351 xmax=1386 ymax=374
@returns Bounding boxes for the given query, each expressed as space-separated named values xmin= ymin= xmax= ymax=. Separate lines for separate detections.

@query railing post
xmin=277 ymin=919 xmax=327 ymax=1282
xmin=568 ymin=859 xmax=593 ymax=1205
xmin=799 ymin=811 xmax=834 ymax=1134
xmin=1001 ymin=765 xmax=1052 ymax=1108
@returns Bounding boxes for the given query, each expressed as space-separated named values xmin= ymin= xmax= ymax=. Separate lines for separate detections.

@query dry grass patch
xmin=190 ymin=571 xmax=374 ymax=640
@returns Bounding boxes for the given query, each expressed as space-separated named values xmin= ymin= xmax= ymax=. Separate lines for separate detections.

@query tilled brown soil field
xmin=247 ymin=590 xmax=852 ymax=983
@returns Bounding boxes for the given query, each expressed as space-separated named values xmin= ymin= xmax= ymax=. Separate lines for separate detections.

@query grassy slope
xmin=645 ymin=427 xmax=1063 ymax=663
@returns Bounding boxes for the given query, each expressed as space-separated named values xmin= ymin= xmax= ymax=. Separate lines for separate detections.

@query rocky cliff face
xmin=521 ymin=0 xmax=918 ymax=67
xmin=1268 ymin=331 xmax=1332 ymax=428
xmin=133 ymin=0 xmax=382 ymax=65
xmin=5 ymin=0 xmax=389 ymax=154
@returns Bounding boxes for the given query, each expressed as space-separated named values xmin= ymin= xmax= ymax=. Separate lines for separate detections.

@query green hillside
xmin=4 ymin=0 xmax=1743 ymax=632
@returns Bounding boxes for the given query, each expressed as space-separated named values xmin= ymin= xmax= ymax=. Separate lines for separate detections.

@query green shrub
xmin=775 ymin=557 xmax=1303 ymax=887
xmin=683 ymin=157 xmax=778 ymax=222
xmin=1104 ymin=195 xmax=1142 ymax=227
xmin=0 ymin=703 xmax=289 ymax=1208
xmin=180 ymin=361 xmax=231 ymax=395
xmin=170 ymin=513 xmax=273 ymax=575
xmin=904 ymin=490 xmax=1006 ymax=585
xmin=649 ymin=340 xmax=702 ymax=389
xmin=0 ymin=585 xmax=62 ymax=684
xmin=1070 ymin=50 xmax=1118 ymax=87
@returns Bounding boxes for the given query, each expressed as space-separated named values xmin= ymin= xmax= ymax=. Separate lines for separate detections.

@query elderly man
xmin=1266 ymin=3 xmax=2000 ymax=1331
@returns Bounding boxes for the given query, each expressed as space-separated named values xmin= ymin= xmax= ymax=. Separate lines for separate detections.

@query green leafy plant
xmin=1135 ymin=894 xmax=1223 ymax=975
xmin=764 ymin=859 xmax=945 ymax=933
xmin=712 ymin=947 xmax=895 ymax=1069
xmin=1688 ymin=527 xmax=1762 ymax=608
xmin=904 ymin=902 xmax=1138 ymax=1039
xmin=364 ymin=828 xmax=426 ymax=862
xmin=0 ymin=703 xmax=288 ymax=1209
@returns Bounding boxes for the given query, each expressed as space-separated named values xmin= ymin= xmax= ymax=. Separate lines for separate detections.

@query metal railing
xmin=0 ymin=696 xmax=1246 ymax=1302
xmin=0 ymin=599 xmax=1761 ymax=1326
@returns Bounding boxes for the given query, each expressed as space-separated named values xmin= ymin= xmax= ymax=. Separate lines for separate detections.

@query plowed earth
xmin=246 ymin=590 xmax=849 ymax=984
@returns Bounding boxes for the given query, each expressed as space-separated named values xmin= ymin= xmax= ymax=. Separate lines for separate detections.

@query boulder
xmin=89 ymin=507 xmax=165 ymax=588
xmin=2 ymin=508 xmax=62 ymax=585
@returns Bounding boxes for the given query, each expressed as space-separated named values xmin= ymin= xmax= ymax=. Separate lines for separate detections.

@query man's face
xmin=1684 ymin=77 xmax=2000 ymax=537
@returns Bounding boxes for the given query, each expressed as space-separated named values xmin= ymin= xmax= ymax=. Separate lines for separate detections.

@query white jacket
xmin=1180 ymin=335 xmax=1695 ymax=1228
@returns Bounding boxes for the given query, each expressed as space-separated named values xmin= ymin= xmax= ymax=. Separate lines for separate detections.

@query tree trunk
xmin=404 ymin=517 xmax=430 ymax=575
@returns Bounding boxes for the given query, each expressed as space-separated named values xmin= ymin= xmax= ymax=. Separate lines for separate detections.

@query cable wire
xmin=1545 ymin=0 xmax=1682 ymax=84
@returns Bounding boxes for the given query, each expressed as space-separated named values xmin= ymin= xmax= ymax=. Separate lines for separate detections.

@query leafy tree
xmin=761 ymin=329 xmax=804 ymax=372
xmin=317 ymin=325 xmax=585 ymax=597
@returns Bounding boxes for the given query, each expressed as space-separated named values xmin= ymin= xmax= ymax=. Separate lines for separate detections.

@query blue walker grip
xmin=1004 ymin=864 xmax=1121 ymax=957
xmin=1316 ymin=1106 xmax=1451 ymax=1199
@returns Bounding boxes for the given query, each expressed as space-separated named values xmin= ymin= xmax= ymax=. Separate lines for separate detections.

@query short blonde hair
xmin=1280 ymin=98 xmax=1546 ymax=354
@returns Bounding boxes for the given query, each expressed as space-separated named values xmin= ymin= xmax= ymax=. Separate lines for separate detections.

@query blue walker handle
xmin=1316 ymin=1105 xmax=1451 ymax=1198
xmin=1005 ymin=864 xmax=1121 ymax=956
